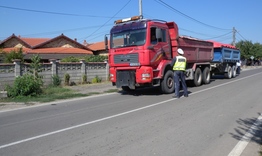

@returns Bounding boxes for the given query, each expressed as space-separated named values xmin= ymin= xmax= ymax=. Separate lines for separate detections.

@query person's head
xmin=177 ymin=48 xmax=184 ymax=55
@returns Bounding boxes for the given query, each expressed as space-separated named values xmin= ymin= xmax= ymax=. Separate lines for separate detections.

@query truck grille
xmin=114 ymin=53 xmax=139 ymax=64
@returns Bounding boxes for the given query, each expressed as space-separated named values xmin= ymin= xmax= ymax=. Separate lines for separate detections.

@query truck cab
xmin=106 ymin=16 xmax=175 ymax=93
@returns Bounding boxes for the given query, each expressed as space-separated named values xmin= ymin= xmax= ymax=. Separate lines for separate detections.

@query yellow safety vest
xmin=173 ymin=56 xmax=186 ymax=71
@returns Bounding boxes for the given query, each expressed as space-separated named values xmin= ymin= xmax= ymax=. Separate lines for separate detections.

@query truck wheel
xmin=160 ymin=70 xmax=175 ymax=94
xmin=232 ymin=66 xmax=236 ymax=78
xmin=224 ymin=66 xmax=232 ymax=79
xmin=202 ymin=67 xmax=210 ymax=84
xmin=194 ymin=68 xmax=202 ymax=86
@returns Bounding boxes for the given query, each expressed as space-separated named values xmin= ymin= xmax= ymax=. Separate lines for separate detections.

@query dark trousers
xmin=174 ymin=71 xmax=188 ymax=97
xmin=237 ymin=66 xmax=241 ymax=74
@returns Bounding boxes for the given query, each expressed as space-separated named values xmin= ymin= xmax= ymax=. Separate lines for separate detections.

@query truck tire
xmin=202 ymin=67 xmax=210 ymax=84
xmin=232 ymin=66 xmax=236 ymax=78
xmin=224 ymin=66 xmax=232 ymax=79
xmin=194 ymin=68 xmax=202 ymax=86
xmin=160 ymin=70 xmax=175 ymax=94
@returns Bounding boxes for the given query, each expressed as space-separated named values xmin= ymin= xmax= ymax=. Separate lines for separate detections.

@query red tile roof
xmin=28 ymin=47 xmax=93 ymax=54
xmin=20 ymin=38 xmax=50 ymax=47
xmin=88 ymin=41 xmax=106 ymax=51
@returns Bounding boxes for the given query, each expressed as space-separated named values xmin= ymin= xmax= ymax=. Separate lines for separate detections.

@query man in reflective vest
xmin=171 ymin=48 xmax=188 ymax=98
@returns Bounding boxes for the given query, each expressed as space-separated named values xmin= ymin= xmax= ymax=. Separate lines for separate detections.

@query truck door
xmin=150 ymin=27 xmax=171 ymax=64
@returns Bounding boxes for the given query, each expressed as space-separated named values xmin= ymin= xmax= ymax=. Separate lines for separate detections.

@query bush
xmin=3 ymin=48 xmax=24 ymax=63
xmin=92 ymin=75 xmax=102 ymax=83
xmin=60 ymin=55 xmax=108 ymax=63
xmin=64 ymin=73 xmax=70 ymax=86
xmin=60 ymin=56 xmax=80 ymax=62
xmin=82 ymin=74 xmax=87 ymax=84
xmin=51 ymin=75 xmax=61 ymax=86
xmin=6 ymin=74 xmax=42 ymax=97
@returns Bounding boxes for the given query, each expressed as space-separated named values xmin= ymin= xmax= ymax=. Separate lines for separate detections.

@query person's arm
xmin=171 ymin=57 xmax=176 ymax=67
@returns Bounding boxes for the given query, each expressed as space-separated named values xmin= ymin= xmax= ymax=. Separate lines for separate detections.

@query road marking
xmin=0 ymin=72 xmax=262 ymax=149
xmin=228 ymin=114 xmax=262 ymax=156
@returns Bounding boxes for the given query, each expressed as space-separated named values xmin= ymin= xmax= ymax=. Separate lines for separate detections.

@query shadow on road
xmin=229 ymin=113 xmax=262 ymax=154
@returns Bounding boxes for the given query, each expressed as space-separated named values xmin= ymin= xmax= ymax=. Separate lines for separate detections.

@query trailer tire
xmin=224 ymin=66 xmax=232 ymax=79
xmin=194 ymin=68 xmax=202 ymax=86
xmin=202 ymin=67 xmax=210 ymax=84
xmin=232 ymin=66 xmax=236 ymax=78
xmin=160 ymin=70 xmax=175 ymax=94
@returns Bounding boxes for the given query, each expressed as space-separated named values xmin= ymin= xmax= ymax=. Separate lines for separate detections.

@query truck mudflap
xmin=116 ymin=70 xmax=136 ymax=89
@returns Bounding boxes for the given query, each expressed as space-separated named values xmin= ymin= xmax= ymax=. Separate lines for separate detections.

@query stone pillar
xmin=13 ymin=59 xmax=21 ymax=77
xmin=104 ymin=59 xmax=109 ymax=81
xmin=49 ymin=59 xmax=57 ymax=76
xmin=80 ymin=59 xmax=86 ymax=75
xmin=80 ymin=59 xmax=87 ymax=83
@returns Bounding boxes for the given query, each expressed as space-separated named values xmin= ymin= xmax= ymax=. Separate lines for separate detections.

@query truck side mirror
xmin=104 ymin=35 xmax=108 ymax=50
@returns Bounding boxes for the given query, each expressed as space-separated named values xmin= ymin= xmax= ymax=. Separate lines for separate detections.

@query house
xmin=0 ymin=34 xmax=93 ymax=63
xmin=87 ymin=41 xmax=108 ymax=56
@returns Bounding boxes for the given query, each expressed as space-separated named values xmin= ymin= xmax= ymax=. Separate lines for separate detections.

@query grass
xmin=0 ymin=86 xmax=120 ymax=104
xmin=0 ymin=86 xmax=88 ymax=104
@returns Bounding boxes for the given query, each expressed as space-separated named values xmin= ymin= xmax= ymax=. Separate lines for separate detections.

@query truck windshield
xmin=111 ymin=29 xmax=146 ymax=48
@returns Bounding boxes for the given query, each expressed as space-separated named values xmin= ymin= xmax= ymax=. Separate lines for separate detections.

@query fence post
xmin=104 ymin=59 xmax=109 ymax=81
xmin=13 ymin=59 xmax=21 ymax=77
xmin=80 ymin=59 xmax=86 ymax=76
xmin=49 ymin=59 xmax=57 ymax=76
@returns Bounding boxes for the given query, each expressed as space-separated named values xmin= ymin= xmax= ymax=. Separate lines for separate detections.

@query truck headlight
xmin=110 ymin=74 xmax=114 ymax=80
xmin=141 ymin=73 xmax=151 ymax=80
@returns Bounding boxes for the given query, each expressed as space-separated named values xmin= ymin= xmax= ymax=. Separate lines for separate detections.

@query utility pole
xmin=139 ymin=0 xmax=143 ymax=18
xmin=232 ymin=27 xmax=236 ymax=46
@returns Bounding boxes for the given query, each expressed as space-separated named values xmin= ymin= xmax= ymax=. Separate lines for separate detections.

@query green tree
xmin=29 ymin=54 xmax=42 ymax=80
xmin=3 ymin=48 xmax=24 ymax=63
xmin=236 ymin=40 xmax=262 ymax=60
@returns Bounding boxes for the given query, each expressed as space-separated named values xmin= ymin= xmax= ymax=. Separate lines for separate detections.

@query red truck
xmin=105 ymin=15 xmax=214 ymax=94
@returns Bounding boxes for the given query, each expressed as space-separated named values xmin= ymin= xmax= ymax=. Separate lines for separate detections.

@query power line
xmin=81 ymin=0 xmax=131 ymax=42
xmin=236 ymin=31 xmax=247 ymax=41
xmin=205 ymin=31 xmax=232 ymax=40
xmin=17 ymin=24 xmax=113 ymax=37
xmin=154 ymin=0 xmax=231 ymax=31
xmin=0 ymin=5 xmax=123 ymax=19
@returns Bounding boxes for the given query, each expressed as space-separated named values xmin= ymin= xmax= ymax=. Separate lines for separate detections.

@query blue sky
xmin=0 ymin=0 xmax=261 ymax=45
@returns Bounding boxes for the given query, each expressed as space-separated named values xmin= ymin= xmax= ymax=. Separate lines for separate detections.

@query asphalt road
xmin=0 ymin=68 xmax=262 ymax=156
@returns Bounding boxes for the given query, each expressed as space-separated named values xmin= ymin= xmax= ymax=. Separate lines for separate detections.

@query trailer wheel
xmin=232 ymin=66 xmax=236 ymax=78
xmin=202 ymin=67 xmax=210 ymax=84
xmin=160 ymin=70 xmax=175 ymax=94
xmin=224 ymin=66 xmax=232 ymax=79
xmin=194 ymin=68 xmax=202 ymax=86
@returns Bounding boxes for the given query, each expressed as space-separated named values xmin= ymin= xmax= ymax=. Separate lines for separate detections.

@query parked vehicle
xmin=209 ymin=41 xmax=241 ymax=78
xmin=105 ymin=16 xmax=239 ymax=93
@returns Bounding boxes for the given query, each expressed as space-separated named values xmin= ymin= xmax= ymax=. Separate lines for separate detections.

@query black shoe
xmin=184 ymin=95 xmax=188 ymax=97
xmin=172 ymin=95 xmax=179 ymax=98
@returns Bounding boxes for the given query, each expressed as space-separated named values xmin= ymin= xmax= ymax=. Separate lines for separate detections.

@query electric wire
xmin=80 ymin=0 xmax=131 ymax=42
xmin=154 ymin=0 xmax=231 ymax=31
xmin=0 ymin=5 xmax=123 ymax=19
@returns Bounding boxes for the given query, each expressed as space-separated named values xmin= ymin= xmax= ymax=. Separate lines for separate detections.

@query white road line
xmin=228 ymin=114 xmax=262 ymax=156
xmin=0 ymin=72 xmax=262 ymax=150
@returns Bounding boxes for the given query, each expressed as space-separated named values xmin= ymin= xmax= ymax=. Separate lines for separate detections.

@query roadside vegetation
xmin=236 ymin=40 xmax=262 ymax=65
xmin=0 ymin=52 xmax=114 ymax=104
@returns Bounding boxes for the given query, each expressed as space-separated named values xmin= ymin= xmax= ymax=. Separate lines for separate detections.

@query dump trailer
xmin=210 ymin=41 xmax=241 ymax=78
xmin=105 ymin=16 xmax=213 ymax=94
